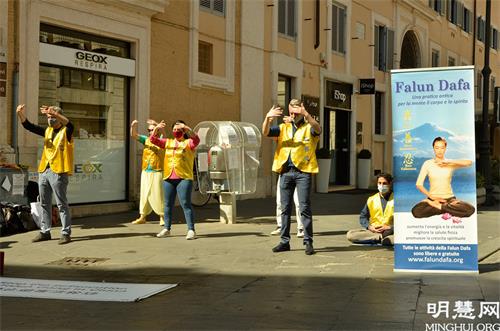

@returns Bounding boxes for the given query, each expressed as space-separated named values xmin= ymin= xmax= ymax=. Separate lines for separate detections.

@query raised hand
xmin=266 ymin=105 xmax=283 ymax=119
xmin=16 ymin=104 xmax=25 ymax=115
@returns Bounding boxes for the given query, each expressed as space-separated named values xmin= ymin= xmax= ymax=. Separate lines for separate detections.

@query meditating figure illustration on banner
xmin=411 ymin=137 xmax=475 ymax=222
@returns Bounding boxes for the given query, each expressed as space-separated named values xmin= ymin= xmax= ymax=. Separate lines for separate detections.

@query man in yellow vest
xmin=262 ymin=99 xmax=321 ymax=255
xmin=346 ymin=173 xmax=394 ymax=246
xmin=130 ymin=119 xmax=165 ymax=225
xmin=16 ymin=104 xmax=74 ymax=244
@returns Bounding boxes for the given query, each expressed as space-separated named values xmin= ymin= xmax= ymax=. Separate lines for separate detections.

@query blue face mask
xmin=378 ymin=184 xmax=390 ymax=194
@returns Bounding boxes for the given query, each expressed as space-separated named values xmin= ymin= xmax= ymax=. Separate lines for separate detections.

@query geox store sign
xmin=39 ymin=43 xmax=135 ymax=77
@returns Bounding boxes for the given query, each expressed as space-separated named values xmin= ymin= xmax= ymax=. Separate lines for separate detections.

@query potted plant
xmin=316 ymin=147 xmax=333 ymax=193
xmin=357 ymin=149 xmax=372 ymax=189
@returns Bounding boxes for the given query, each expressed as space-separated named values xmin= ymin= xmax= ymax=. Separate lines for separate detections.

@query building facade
xmin=1 ymin=0 xmax=498 ymax=215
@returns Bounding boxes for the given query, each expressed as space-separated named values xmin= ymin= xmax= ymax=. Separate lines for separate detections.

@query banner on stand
xmin=390 ymin=66 xmax=477 ymax=272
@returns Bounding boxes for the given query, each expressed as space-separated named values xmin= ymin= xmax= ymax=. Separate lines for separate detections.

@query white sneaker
xmin=186 ymin=230 xmax=196 ymax=240
xmin=270 ymin=227 xmax=281 ymax=235
xmin=297 ymin=229 xmax=304 ymax=238
xmin=156 ymin=229 xmax=171 ymax=238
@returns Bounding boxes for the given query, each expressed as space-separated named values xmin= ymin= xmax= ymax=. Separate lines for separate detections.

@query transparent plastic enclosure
xmin=193 ymin=121 xmax=261 ymax=195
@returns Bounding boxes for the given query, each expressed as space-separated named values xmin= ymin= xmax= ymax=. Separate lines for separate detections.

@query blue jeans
xmin=163 ymin=179 xmax=194 ymax=231
xmin=279 ymin=169 xmax=313 ymax=244
xmin=38 ymin=168 xmax=71 ymax=236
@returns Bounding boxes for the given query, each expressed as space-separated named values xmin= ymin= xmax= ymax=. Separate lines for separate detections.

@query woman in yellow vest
xmin=130 ymin=119 xmax=165 ymax=225
xmin=149 ymin=120 xmax=200 ymax=240
xmin=346 ymin=173 xmax=394 ymax=246
xmin=16 ymin=104 xmax=74 ymax=245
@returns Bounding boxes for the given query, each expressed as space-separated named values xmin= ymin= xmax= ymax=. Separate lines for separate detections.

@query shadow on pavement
xmin=479 ymin=262 xmax=500 ymax=274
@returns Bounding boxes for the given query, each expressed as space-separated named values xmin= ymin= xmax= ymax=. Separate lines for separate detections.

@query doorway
xmin=324 ymin=109 xmax=351 ymax=185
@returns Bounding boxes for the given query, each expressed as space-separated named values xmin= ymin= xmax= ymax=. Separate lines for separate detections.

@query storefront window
xmin=38 ymin=65 xmax=128 ymax=204
xmin=36 ymin=24 xmax=132 ymax=204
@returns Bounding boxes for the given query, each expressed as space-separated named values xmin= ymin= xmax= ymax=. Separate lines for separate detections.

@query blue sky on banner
xmin=392 ymin=68 xmax=475 ymax=159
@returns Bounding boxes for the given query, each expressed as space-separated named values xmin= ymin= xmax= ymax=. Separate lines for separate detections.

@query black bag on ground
xmin=0 ymin=202 xmax=28 ymax=236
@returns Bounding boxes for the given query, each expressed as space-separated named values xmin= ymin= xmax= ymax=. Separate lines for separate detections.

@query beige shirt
xmin=416 ymin=159 xmax=454 ymax=198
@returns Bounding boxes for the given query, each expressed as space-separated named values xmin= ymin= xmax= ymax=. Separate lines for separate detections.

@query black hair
xmin=172 ymin=120 xmax=188 ymax=139
xmin=376 ymin=173 xmax=393 ymax=183
xmin=171 ymin=120 xmax=186 ymax=129
xmin=432 ymin=136 xmax=447 ymax=147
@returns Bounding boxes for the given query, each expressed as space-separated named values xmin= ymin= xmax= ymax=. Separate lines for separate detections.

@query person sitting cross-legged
xmin=346 ymin=173 xmax=394 ymax=246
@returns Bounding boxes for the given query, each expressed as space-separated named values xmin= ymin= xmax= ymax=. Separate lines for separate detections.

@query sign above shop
xmin=39 ymin=43 xmax=135 ymax=77
xmin=359 ymin=78 xmax=375 ymax=94
xmin=325 ymin=81 xmax=352 ymax=110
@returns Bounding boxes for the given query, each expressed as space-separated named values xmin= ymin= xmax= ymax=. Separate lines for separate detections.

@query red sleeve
xmin=149 ymin=135 xmax=167 ymax=149
xmin=188 ymin=134 xmax=200 ymax=150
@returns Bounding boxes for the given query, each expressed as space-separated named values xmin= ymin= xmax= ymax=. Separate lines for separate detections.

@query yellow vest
xmin=272 ymin=122 xmax=319 ymax=173
xmin=142 ymin=138 xmax=164 ymax=171
xmin=38 ymin=126 xmax=74 ymax=174
xmin=163 ymin=139 xmax=195 ymax=180
xmin=367 ymin=193 xmax=394 ymax=227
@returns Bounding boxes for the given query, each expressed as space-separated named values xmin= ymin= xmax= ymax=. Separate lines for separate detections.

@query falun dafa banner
xmin=390 ymin=66 xmax=478 ymax=272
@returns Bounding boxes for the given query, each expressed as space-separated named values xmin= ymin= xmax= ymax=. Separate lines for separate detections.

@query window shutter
xmin=200 ymin=0 xmax=211 ymax=9
xmin=387 ymin=29 xmax=394 ymax=71
xmin=439 ymin=0 xmax=446 ymax=16
xmin=446 ymin=0 xmax=452 ymax=22
xmin=213 ymin=0 xmax=224 ymax=14
xmin=287 ymin=0 xmax=296 ymax=37
xmin=278 ymin=0 xmax=286 ymax=34
xmin=379 ymin=26 xmax=387 ymax=71
xmin=332 ymin=6 xmax=338 ymax=51
xmin=457 ymin=2 xmax=463 ymax=28
xmin=339 ymin=7 xmax=346 ymax=53
xmin=428 ymin=0 xmax=433 ymax=8
xmin=374 ymin=25 xmax=379 ymax=68
xmin=493 ymin=29 xmax=498 ymax=49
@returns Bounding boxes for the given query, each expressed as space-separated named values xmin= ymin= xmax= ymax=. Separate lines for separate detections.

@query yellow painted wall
xmin=150 ymin=0 xmax=240 ymax=130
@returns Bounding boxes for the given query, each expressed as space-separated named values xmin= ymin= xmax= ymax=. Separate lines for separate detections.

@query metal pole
xmin=478 ymin=0 xmax=494 ymax=204
xmin=11 ymin=69 xmax=19 ymax=164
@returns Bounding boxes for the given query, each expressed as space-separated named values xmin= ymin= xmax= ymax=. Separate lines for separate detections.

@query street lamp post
xmin=478 ymin=0 xmax=494 ymax=205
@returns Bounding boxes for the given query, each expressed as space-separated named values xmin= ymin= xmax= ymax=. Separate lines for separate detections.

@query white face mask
xmin=48 ymin=118 xmax=58 ymax=127
xmin=377 ymin=184 xmax=390 ymax=194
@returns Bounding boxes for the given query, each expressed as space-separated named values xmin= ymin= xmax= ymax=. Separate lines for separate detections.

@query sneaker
xmin=156 ymin=229 xmax=171 ymax=238
xmin=297 ymin=229 xmax=304 ymax=238
xmin=32 ymin=232 xmax=51 ymax=243
xmin=270 ymin=227 xmax=281 ymax=235
xmin=159 ymin=217 xmax=165 ymax=226
xmin=305 ymin=242 xmax=315 ymax=255
xmin=381 ymin=235 xmax=394 ymax=246
xmin=132 ymin=217 xmax=146 ymax=224
xmin=58 ymin=234 xmax=71 ymax=245
xmin=186 ymin=230 xmax=196 ymax=240
xmin=272 ymin=242 xmax=290 ymax=253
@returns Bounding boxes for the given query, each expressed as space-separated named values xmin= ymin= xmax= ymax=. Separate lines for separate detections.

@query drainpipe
xmin=11 ymin=66 xmax=19 ymax=164
xmin=472 ymin=0 xmax=476 ymax=65
xmin=314 ymin=0 xmax=320 ymax=49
